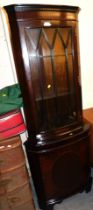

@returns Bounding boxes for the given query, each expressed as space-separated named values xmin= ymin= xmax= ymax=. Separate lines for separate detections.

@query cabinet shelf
xmin=30 ymin=53 xmax=73 ymax=58
xmin=35 ymin=90 xmax=75 ymax=101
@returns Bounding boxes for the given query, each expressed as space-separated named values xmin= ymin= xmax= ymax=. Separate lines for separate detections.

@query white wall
xmin=78 ymin=0 xmax=93 ymax=109
xmin=0 ymin=0 xmax=93 ymax=109
xmin=0 ymin=11 xmax=17 ymax=89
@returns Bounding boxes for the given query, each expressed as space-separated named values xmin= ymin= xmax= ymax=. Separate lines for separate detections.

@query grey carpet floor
xmin=32 ymin=168 xmax=93 ymax=210
xmin=54 ymin=181 xmax=93 ymax=210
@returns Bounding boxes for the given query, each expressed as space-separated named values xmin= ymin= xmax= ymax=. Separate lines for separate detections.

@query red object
xmin=0 ymin=109 xmax=26 ymax=140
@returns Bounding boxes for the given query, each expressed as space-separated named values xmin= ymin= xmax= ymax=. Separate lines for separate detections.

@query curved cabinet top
xmin=4 ymin=4 xmax=80 ymax=22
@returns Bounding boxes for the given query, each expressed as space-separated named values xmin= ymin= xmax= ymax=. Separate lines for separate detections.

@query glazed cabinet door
xmin=18 ymin=20 xmax=82 ymax=135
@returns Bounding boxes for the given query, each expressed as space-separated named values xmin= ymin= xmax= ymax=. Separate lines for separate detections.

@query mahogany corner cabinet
xmin=4 ymin=4 xmax=92 ymax=210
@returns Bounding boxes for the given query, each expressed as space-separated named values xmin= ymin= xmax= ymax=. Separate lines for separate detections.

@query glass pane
xmin=54 ymin=56 xmax=67 ymax=93
xmin=25 ymin=27 xmax=77 ymax=132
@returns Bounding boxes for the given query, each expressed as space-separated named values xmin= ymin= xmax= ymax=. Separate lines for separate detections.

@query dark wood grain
xmin=4 ymin=5 xmax=92 ymax=210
